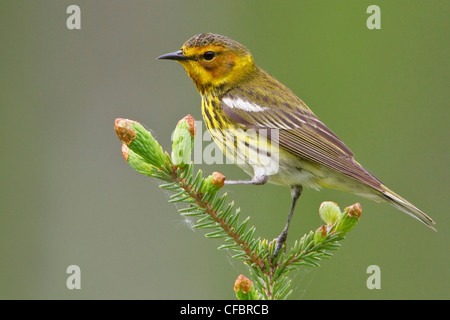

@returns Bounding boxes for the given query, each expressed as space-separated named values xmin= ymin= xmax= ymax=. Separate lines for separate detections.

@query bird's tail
xmin=380 ymin=185 xmax=436 ymax=231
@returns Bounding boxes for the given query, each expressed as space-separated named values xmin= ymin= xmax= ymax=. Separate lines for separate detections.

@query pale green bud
xmin=171 ymin=115 xmax=196 ymax=167
xmin=319 ymin=201 xmax=342 ymax=225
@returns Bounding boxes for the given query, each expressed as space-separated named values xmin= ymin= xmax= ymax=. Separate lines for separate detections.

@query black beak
xmin=157 ymin=50 xmax=189 ymax=61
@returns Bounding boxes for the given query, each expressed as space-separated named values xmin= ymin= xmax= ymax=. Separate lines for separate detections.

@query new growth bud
xmin=314 ymin=225 xmax=328 ymax=245
xmin=211 ymin=172 xmax=225 ymax=188
xmin=180 ymin=114 xmax=197 ymax=138
xmin=115 ymin=118 xmax=137 ymax=145
xmin=114 ymin=118 xmax=166 ymax=168
xmin=171 ymin=115 xmax=197 ymax=167
xmin=202 ymin=172 xmax=226 ymax=195
xmin=234 ymin=274 xmax=253 ymax=294
xmin=234 ymin=274 xmax=260 ymax=300
xmin=319 ymin=201 xmax=342 ymax=225
xmin=334 ymin=203 xmax=362 ymax=235
xmin=344 ymin=203 xmax=362 ymax=219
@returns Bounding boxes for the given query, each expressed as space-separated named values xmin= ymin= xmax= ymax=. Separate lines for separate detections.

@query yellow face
xmin=180 ymin=44 xmax=254 ymax=94
xmin=158 ymin=34 xmax=255 ymax=94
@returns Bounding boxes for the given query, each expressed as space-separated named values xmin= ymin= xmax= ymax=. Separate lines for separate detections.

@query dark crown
xmin=183 ymin=33 xmax=249 ymax=54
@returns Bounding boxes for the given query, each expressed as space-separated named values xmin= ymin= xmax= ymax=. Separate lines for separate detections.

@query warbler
xmin=158 ymin=33 xmax=435 ymax=254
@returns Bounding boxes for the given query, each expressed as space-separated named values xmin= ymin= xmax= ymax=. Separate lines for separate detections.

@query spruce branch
xmin=114 ymin=115 xmax=362 ymax=300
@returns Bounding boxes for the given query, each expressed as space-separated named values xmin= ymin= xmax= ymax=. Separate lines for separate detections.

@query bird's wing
xmin=220 ymin=84 xmax=383 ymax=190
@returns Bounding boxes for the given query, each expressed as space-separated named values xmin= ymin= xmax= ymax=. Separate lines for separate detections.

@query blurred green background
xmin=1 ymin=0 xmax=448 ymax=299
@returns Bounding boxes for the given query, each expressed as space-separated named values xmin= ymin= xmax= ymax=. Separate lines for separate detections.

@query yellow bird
xmin=158 ymin=33 xmax=436 ymax=255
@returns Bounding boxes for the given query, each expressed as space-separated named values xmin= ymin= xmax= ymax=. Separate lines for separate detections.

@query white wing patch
xmin=222 ymin=97 xmax=268 ymax=112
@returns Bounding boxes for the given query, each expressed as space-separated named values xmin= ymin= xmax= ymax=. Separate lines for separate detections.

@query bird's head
xmin=158 ymin=33 xmax=256 ymax=95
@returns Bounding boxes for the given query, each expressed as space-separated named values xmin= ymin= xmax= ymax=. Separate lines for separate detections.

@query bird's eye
xmin=203 ymin=51 xmax=215 ymax=61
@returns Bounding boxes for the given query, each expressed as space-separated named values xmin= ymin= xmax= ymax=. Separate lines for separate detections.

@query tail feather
xmin=380 ymin=185 xmax=436 ymax=231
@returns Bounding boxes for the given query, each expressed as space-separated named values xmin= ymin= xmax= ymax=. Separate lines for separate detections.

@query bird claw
xmin=271 ymin=231 xmax=288 ymax=260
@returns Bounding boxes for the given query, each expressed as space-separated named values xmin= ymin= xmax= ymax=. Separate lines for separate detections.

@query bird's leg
xmin=224 ymin=174 xmax=269 ymax=185
xmin=272 ymin=185 xmax=303 ymax=259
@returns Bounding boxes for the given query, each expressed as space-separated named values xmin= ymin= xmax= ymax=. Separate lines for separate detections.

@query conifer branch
xmin=114 ymin=115 xmax=362 ymax=300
